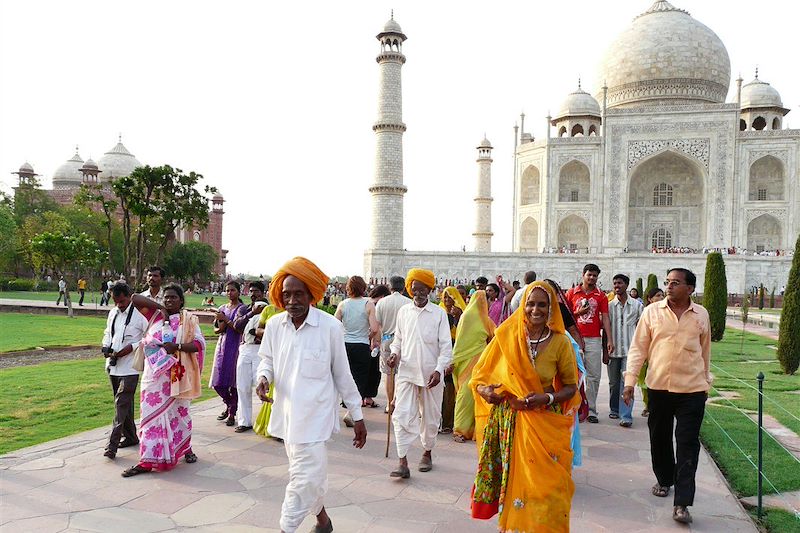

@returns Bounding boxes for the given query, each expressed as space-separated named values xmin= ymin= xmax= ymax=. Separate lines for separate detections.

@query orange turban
xmin=269 ymin=257 xmax=329 ymax=310
xmin=405 ymin=268 xmax=436 ymax=296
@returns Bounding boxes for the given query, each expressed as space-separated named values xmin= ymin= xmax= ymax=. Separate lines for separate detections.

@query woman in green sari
xmin=453 ymin=290 xmax=495 ymax=442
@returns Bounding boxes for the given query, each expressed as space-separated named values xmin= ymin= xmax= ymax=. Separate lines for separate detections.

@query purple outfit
xmin=212 ymin=303 xmax=245 ymax=416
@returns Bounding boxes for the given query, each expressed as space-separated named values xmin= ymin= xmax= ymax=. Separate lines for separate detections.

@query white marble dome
xmin=597 ymin=0 xmax=731 ymax=108
xmin=383 ymin=17 xmax=402 ymax=33
xmin=741 ymin=76 xmax=783 ymax=109
xmin=479 ymin=136 xmax=492 ymax=148
xmin=98 ymin=140 xmax=142 ymax=181
xmin=52 ymin=149 xmax=84 ymax=188
xmin=19 ymin=162 xmax=35 ymax=173
xmin=557 ymin=87 xmax=601 ymax=118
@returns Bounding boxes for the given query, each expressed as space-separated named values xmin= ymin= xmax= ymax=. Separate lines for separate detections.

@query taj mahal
xmin=363 ymin=1 xmax=798 ymax=292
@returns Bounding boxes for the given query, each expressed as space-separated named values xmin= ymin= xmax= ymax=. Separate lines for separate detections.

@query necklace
xmin=527 ymin=327 xmax=551 ymax=367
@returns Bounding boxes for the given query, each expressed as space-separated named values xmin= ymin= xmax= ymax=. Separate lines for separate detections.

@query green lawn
xmin=701 ymin=328 xmax=800 ymax=530
xmin=0 ymin=342 xmax=218 ymax=455
xmin=0 ymin=313 xmax=215 ymax=353
xmin=0 ymin=290 xmax=213 ymax=309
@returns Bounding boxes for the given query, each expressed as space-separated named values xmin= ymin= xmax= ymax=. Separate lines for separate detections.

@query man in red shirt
xmin=566 ymin=264 xmax=614 ymax=423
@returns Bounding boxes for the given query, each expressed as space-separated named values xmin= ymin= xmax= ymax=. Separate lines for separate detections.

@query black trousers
xmin=648 ymin=389 xmax=706 ymax=506
xmin=107 ymin=374 xmax=139 ymax=453
xmin=78 ymin=289 xmax=85 ymax=305
xmin=345 ymin=342 xmax=378 ymax=398
xmin=441 ymin=373 xmax=455 ymax=430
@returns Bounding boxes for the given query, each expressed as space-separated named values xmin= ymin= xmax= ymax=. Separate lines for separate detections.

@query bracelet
xmin=524 ymin=397 xmax=530 ymax=408
xmin=546 ymin=393 xmax=555 ymax=405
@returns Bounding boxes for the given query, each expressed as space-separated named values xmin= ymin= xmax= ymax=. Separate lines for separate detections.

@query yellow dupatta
xmin=439 ymin=286 xmax=467 ymax=341
xmin=470 ymin=282 xmax=580 ymax=532
xmin=170 ymin=310 xmax=205 ymax=400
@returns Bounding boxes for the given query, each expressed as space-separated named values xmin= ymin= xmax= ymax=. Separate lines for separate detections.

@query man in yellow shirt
xmin=77 ymin=276 xmax=87 ymax=306
xmin=623 ymin=268 xmax=711 ymax=525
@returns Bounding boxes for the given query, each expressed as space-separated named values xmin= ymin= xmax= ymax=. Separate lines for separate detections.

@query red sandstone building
xmin=12 ymin=137 xmax=228 ymax=276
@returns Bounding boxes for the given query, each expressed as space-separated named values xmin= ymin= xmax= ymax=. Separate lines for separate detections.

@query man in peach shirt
xmin=623 ymin=268 xmax=711 ymax=525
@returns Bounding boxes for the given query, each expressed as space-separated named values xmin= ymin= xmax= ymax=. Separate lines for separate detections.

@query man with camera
xmin=101 ymin=283 xmax=149 ymax=459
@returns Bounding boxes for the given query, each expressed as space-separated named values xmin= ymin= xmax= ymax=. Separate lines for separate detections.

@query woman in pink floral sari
xmin=122 ymin=284 xmax=205 ymax=477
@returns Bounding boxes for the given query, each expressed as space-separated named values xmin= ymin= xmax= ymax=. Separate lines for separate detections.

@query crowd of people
xmin=98 ymin=258 xmax=713 ymax=531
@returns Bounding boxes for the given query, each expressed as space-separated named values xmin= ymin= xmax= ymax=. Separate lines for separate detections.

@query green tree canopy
xmin=644 ymin=274 xmax=658 ymax=305
xmin=703 ymin=252 xmax=727 ymax=341
xmin=164 ymin=241 xmax=217 ymax=284
xmin=777 ymin=234 xmax=800 ymax=374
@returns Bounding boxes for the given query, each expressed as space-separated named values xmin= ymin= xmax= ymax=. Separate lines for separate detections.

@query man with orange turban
xmin=387 ymin=268 xmax=453 ymax=478
xmin=256 ymin=257 xmax=367 ymax=533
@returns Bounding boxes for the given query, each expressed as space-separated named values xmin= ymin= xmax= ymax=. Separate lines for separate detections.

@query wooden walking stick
xmin=385 ymin=365 xmax=396 ymax=458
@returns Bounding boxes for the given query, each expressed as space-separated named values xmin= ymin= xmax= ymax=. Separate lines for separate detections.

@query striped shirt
xmin=608 ymin=296 xmax=643 ymax=358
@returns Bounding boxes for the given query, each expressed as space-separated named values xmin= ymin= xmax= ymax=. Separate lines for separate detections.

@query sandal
xmin=363 ymin=398 xmax=380 ymax=408
xmin=121 ymin=465 xmax=152 ymax=477
xmin=185 ymin=452 xmax=198 ymax=464
xmin=651 ymin=484 xmax=671 ymax=497
xmin=673 ymin=505 xmax=692 ymax=524
xmin=453 ymin=434 xmax=467 ymax=443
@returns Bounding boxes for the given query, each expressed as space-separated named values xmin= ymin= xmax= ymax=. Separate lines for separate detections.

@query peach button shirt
xmin=624 ymin=299 xmax=713 ymax=393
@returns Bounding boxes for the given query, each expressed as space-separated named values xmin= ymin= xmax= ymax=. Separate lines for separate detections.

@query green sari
xmin=453 ymin=290 xmax=495 ymax=440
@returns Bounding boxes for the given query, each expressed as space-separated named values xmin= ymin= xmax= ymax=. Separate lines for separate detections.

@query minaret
xmin=369 ymin=13 xmax=408 ymax=251
xmin=473 ymin=136 xmax=494 ymax=252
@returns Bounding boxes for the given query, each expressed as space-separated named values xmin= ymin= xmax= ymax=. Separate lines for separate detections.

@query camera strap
xmin=111 ymin=303 xmax=135 ymax=342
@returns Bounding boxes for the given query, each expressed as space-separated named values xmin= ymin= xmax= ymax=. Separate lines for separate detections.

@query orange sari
xmin=470 ymin=282 xmax=580 ymax=532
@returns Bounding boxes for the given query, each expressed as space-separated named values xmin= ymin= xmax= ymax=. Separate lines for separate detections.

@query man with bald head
xmin=256 ymin=257 xmax=367 ymax=533
xmin=388 ymin=268 xmax=453 ymax=479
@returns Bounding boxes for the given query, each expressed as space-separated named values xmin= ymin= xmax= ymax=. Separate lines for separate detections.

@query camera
xmin=102 ymin=346 xmax=117 ymax=366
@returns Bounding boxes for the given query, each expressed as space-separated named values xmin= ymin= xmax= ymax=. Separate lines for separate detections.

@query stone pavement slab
xmin=1 ymin=366 xmax=756 ymax=532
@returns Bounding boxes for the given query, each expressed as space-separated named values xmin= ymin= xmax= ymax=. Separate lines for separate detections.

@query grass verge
xmin=0 ymin=343 xmax=217 ymax=455
xmin=0 ymin=290 xmax=212 ymax=310
xmin=0 ymin=312 xmax=215 ymax=352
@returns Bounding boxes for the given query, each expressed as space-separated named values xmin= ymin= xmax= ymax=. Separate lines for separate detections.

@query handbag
xmin=131 ymin=344 xmax=145 ymax=372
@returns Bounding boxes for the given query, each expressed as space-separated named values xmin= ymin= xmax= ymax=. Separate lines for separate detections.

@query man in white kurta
xmin=256 ymin=263 xmax=366 ymax=533
xmin=388 ymin=269 xmax=453 ymax=478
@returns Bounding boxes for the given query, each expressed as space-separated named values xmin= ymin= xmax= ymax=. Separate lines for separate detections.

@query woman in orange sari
xmin=471 ymin=281 xmax=580 ymax=532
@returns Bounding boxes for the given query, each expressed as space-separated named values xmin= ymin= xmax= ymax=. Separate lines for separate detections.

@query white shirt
xmin=375 ymin=291 xmax=412 ymax=337
xmin=101 ymin=303 xmax=149 ymax=376
xmin=257 ymin=307 xmax=363 ymax=444
xmin=389 ymin=301 xmax=453 ymax=386
xmin=509 ymin=283 xmax=530 ymax=312
xmin=140 ymin=287 xmax=164 ymax=305
xmin=58 ymin=280 xmax=66 ymax=291
xmin=608 ymin=296 xmax=643 ymax=358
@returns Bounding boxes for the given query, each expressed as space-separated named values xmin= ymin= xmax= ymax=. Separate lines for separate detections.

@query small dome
xmin=83 ymin=158 xmax=98 ymax=169
xmin=19 ymin=162 xmax=35 ymax=173
xmin=479 ymin=136 xmax=492 ymax=148
xmin=556 ymin=86 xmax=601 ymax=119
xmin=213 ymin=193 xmax=224 ymax=201
xmin=97 ymin=139 xmax=142 ymax=180
xmin=598 ymin=0 xmax=730 ymax=108
xmin=383 ymin=18 xmax=402 ymax=33
xmin=741 ymin=76 xmax=783 ymax=109
xmin=52 ymin=149 xmax=84 ymax=186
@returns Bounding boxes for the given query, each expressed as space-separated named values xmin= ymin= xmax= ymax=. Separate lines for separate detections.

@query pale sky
xmin=1 ymin=0 xmax=797 ymax=278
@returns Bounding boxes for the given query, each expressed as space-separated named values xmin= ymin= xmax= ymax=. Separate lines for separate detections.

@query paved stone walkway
xmin=1 ymin=366 xmax=755 ymax=532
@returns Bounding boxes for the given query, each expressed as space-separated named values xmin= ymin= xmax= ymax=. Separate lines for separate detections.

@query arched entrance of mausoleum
xmin=626 ymin=150 xmax=705 ymax=251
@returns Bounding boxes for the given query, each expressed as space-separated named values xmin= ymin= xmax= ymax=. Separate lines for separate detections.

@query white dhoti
xmin=236 ymin=343 xmax=261 ymax=426
xmin=392 ymin=379 xmax=443 ymax=458
xmin=280 ymin=440 xmax=328 ymax=533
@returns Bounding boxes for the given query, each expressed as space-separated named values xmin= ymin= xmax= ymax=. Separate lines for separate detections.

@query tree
xmin=703 ymin=252 xmax=727 ymax=341
xmin=644 ymin=274 xmax=658 ymax=305
xmin=31 ymin=231 xmax=106 ymax=317
xmin=739 ymin=289 xmax=749 ymax=356
xmin=758 ymin=284 xmax=765 ymax=310
xmin=74 ymin=184 xmax=118 ymax=272
xmin=769 ymin=287 xmax=775 ymax=309
xmin=776 ymin=234 xmax=800 ymax=374
xmin=0 ymin=204 xmax=17 ymax=273
xmin=164 ymin=241 xmax=217 ymax=284
xmin=635 ymin=277 xmax=643 ymax=300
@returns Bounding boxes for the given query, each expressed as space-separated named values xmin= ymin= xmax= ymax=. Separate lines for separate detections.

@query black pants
xmin=648 ymin=389 xmax=706 ymax=506
xmin=345 ymin=342 xmax=378 ymax=398
xmin=56 ymin=291 xmax=67 ymax=306
xmin=441 ymin=373 xmax=455 ymax=430
xmin=107 ymin=374 xmax=139 ymax=453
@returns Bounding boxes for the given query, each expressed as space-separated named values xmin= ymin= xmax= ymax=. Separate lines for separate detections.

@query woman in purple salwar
xmin=211 ymin=281 xmax=246 ymax=426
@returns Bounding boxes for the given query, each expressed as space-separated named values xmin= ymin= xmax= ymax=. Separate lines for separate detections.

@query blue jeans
xmin=608 ymin=356 xmax=633 ymax=423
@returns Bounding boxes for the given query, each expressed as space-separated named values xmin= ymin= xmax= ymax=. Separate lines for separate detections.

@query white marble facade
xmin=365 ymin=2 xmax=797 ymax=293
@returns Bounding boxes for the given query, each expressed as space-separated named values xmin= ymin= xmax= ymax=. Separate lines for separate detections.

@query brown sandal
xmin=453 ymin=434 xmax=467 ymax=443
xmin=673 ymin=505 xmax=692 ymax=523
xmin=652 ymin=484 xmax=671 ymax=497
xmin=121 ymin=465 xmax=152 ymax=478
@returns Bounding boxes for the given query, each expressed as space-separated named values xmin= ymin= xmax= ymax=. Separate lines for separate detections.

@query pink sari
xmin=137 ymin=310 xmax=205 ymax=472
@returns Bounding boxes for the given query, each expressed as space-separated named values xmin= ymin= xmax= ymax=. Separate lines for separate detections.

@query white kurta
xmin=389 ymin=301 xmax=453 ymax=458
xmin=256 ymin=307 xmax=364 ymax=532
xmin=236 ymin=313 xmax=263 ymax=426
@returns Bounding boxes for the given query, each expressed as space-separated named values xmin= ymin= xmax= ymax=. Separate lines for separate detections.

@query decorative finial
xmin=754 ymin=66 xmax=759 ymax=80
xmin=75 ymin=145 xmax=79 ymax=153
xmin=390 ymin=9 xmax=393 ymax=20
xmin=118 ymin=132 xmax=122 ymax=143
xmin=578 ymin=76 xmax=581 ymax=90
